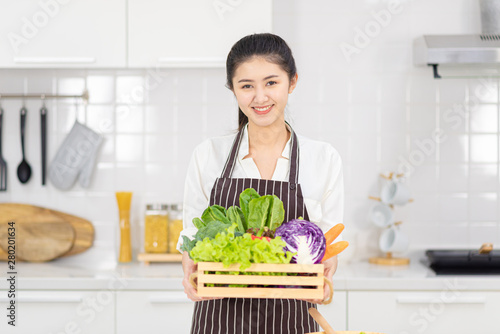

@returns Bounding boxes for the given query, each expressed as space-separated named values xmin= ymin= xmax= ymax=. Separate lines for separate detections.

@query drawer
xmin=0 ymin=290 xmax=115 ymax=334
xmin=116 ymin=291 xmax=194 ymax=334
xmin=348 ymin=291 xmax=500 ymax=334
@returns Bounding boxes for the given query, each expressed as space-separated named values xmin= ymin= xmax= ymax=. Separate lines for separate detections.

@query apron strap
xmin=288 ymin=127 xmax=299 ymax=189
xmin=220 ymin=127 xmax=245 ymax=179
xmin=220 ymin=122 xmax=300 ymax=187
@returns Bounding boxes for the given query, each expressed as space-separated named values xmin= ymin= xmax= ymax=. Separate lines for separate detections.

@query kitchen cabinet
xmin=116 ymin=290 xmax=195 ymax=334
xmin=0 ymin=290 xmax=115 ymax=333
xmin=127 ymin=0 xmax=272 ymax=67
xmin=318 ymin=291 xmax=347 ymax=330
xmin=347 ymin=291 xmax=500 ymax=334
xmin=0 ymin=0 xmax=126 ymax=68
xmin=117 ymin=290 xmax=344 ymax=333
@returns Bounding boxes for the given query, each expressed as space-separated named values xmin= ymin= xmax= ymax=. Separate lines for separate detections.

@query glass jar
xmin=144 ymin=204 xmax=169 ymax=253
xmin=168 ymin=203 xmax=183 ymax=254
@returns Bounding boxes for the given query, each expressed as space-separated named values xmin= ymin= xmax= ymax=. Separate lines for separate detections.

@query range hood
xmin=413 ymin=34 xmax=500 ymax=78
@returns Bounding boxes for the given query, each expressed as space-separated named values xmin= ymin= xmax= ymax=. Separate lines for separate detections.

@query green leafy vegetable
xmin=192 ymin=217 xmax=205 ymax=229
xmin=247 ymin=195 xmax=285 ymax=235
xmin=181 ymin=188 xmax=285 ymax=257
xmin=239 ymin=188 xmax=261 ymax=220
xmin=190 ymin=224 xmax=293 ymax=270
xmin=247 ymin=195 xmax=271 ymax=230
xmin=180 ymin=221 xmax=231 ymax=255
xmin=201 ymin=205 xmax=230 ymax=225
xmin=196 ymin=221 xmax=232 ymax=240
xmin=227 ymin=206 xmax=247 ymax=233
xmin=180 ymin=235 xmax=198 ymax=254
xmin=266 ymin=195 xmax=285 ymax=231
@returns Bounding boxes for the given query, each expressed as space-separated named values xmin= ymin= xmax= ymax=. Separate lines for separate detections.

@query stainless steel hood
xmin=413 ymin=34 xmax=500 ymax=78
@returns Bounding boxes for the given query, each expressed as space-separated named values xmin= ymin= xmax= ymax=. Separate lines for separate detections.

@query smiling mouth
xmin=252 ymin=105 xmax=273 ymax=115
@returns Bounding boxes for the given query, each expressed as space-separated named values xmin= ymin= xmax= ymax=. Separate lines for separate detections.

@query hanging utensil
xmin=0 ymin=107 xmax=7 ymax=191
xmin=17 ymin=106 xmax=32 ymax=184
xmin=40 ymin=102 xmax=47 ymax=186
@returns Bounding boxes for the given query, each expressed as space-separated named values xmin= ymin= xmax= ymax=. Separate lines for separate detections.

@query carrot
xmin=324 ymin=223 xmax=344 ymax=245
xmin=322 ymin=241 xmax=349 ymax=262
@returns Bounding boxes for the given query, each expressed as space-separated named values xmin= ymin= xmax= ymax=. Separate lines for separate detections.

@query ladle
xmin=17 ymin=107 xmax=31 ymax=184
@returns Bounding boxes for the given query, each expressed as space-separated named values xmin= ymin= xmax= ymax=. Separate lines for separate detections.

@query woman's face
xmin=232 ymin=57 xmax=297 ymax=129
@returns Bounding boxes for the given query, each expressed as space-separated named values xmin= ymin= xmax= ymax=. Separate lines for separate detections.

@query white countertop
xmin=1 ymin=252 xmax=500 ymax=291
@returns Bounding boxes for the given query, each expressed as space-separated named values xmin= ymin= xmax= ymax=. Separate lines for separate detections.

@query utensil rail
xmin=0 ymin=90 xmax=89 ymax=103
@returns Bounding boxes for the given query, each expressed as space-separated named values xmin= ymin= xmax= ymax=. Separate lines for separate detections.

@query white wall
xmin=0 ymin=0 xmax=498 ymax=265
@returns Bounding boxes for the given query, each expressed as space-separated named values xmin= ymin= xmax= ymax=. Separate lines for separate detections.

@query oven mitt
xmin=49 ymin=121 xmax=103 ymax=190
xmin=78 ymin=140 xmax=101 ymax=188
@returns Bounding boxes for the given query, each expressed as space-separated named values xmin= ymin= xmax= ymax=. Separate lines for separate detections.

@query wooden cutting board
xmin=0 ymin=221 xmax=75 ymax=262
xmin=0 ymin=203 xmax=94 ymax=261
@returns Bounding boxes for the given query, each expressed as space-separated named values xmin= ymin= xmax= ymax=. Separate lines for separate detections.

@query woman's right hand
xmin=181 ymin=251 xmax=221 ymax=302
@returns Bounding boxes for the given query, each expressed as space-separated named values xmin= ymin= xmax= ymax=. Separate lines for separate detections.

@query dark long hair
xmin=226 ymin=33 xmax=297 ymax=131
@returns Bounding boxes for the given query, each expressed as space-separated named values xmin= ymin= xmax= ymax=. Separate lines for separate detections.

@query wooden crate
xmin=192 ymin=262 xmax=327 ymax=300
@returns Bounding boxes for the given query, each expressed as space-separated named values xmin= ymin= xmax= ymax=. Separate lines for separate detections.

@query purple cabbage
xmin=275 ymin=218 xmax=326 ymax=264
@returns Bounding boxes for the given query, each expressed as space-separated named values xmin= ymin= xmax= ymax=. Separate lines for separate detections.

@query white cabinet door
xmin=318 ymin=291 xmax=347 ymax=330
xmin=348 ymin=291 xmax=500 ymax=334
xmin=116 ymin=290 xmax=195 ymax=334
xmin=128 ymin=0 xmax=272 ymax=67
xmin=0 ymin=290 xmax=115 ymax=334
xmin=0 ymin=0 xmax=126 ymax=68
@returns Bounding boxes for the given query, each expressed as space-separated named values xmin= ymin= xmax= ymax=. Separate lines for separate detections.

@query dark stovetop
xmin=425 ymin=249 xmax=500 ymax=275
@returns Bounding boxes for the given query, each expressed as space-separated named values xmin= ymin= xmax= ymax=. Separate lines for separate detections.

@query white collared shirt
xmin=177 ymin=125 xmax=344 ymax=251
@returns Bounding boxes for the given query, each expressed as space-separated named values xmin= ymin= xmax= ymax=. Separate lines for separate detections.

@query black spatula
xmin=0 ymin=107 xmax=7 ymax=191
xmin=41 ymin=105 xmax=47 ymax=185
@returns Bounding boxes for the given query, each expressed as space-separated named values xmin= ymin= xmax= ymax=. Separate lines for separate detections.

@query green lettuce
xmin=190 ymin=224 xmax=293 ymax=270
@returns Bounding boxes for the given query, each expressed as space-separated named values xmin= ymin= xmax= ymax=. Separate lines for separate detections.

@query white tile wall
xmin=0 ymin=0 xmax=499 ymax=264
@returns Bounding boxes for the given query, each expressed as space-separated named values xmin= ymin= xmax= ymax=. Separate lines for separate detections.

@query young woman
xmin=179 ymin=33 xmax=344 ymax=334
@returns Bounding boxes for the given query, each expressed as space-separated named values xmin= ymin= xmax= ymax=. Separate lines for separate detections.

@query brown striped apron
xmin=190 ymin=125 xmax=319 ymax=334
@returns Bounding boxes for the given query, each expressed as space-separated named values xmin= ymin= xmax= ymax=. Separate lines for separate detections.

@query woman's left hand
xmin=302 ymin=256 xmax=338 ymax=305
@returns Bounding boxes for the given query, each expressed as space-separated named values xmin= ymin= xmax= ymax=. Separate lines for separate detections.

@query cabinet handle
xmin=396 ymin=295 xmax=486 ymax=304
xmin=148 ymin=293 xmax=193 ymax=304
xmin=0 ymin=295 xmax=83 ymax=303
xmin=157 ymin=57 xmax=225 ymax=68
xmin=13 ymin=57 xmax=96 ymax=64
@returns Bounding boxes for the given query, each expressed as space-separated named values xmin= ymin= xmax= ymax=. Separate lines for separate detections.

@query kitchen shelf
xmin=137 ymin=253 xmax=183 ymax=265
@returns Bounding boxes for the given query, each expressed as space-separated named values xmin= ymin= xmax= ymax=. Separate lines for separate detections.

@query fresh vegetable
xmin=239 ymin=188 xmax=261 ymax=220
xmin=227 ymin=206 xmax=247 ymax=232
xmin=181 ymin=187 xmax=286 ymax=256
xmin=275 ymin=218 xmax=326 ymax=264
xmin=192 ymin=217 xmax=205 ymax=229
xmin=190 ymin=223 xmax=293 ymax=270
xmin=181 ymin=203 xmax=246 ymax=255
xmin=251 ymin=235 xmax=271 ymax=242
xmin=180 ymin=220 xmax=233 ymax=255
xmin=322 ymin=241 xmax=349 ymax=262
xmin=247 ymin=226 xmax=274 ymax=238
xmin=325 ymin=223 xmax=344 ymax=245
xmin=201 ymin=205 xmax=230 ymax=226
xmin=246 ymin=195 xmax=285 ymax=235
